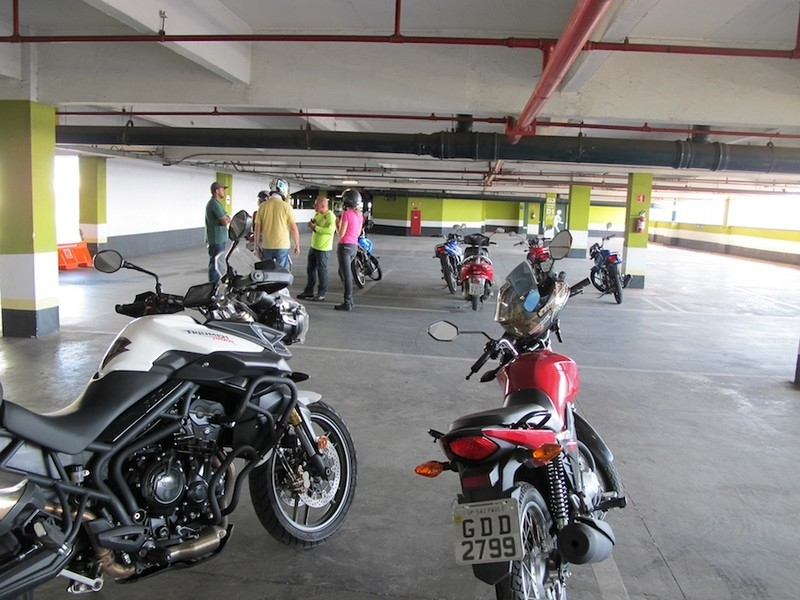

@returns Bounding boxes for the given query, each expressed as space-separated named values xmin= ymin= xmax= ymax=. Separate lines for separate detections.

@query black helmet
xmin=342 ymin=188 xmax=362 ymax=208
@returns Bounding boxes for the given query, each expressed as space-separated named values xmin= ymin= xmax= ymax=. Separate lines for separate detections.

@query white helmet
xmin=270 ymin=178 xmax=289 ymax=200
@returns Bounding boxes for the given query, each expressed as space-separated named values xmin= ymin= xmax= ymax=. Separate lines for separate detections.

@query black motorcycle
xmin=588 ymin=229 xmax=631 ymax=304
xmin=0 ymin=210 xmax=357 ymax=599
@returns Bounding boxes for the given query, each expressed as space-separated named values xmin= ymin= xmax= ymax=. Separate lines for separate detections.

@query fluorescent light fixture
xmin=341 ymin=179 xmax=359 ymax=185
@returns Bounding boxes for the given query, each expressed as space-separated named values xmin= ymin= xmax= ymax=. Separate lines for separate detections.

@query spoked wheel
xmin=495 ymin=483 xmax=564 ymax=600
xmin=352 ymin=252 xmax=367 ymax=288
xmin=441 ymin=256 xmax=456 ymax=294
xmin=608 ymin=263 xmax=623 ymax=304
xmin=590 ymin=267 xmax=606 ymax=293
xmin=365 ymin=254 xmax=382 ymax=281
xmin=249 ymin=401 xmax=358 ymax=548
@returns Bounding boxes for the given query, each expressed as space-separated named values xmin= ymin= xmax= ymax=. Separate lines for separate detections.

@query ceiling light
xmin=342 ymin=179 xmax=359 ymax=185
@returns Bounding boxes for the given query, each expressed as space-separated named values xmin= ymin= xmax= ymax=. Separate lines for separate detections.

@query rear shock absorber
xmin=547 ymin=455 xmax=570 ymax=529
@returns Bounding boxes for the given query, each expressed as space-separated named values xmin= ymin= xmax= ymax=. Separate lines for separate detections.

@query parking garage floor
xmin=1 ymin=232 xmax=799 ymax=600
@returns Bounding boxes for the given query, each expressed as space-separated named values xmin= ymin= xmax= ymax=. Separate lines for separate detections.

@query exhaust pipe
xmin=557 ymin=516 xmax=616 ymax=564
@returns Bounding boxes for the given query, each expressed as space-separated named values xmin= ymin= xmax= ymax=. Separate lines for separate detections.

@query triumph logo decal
xmin=184 ymin=330 xmax=235 ymax=344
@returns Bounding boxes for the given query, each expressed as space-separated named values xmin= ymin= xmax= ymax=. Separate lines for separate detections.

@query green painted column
xmin=544 ymin=192 xmax=557 ymax=234
xmin=567 ymin=184 xmax=591 ymax=258
xmin=623 ymin=172 xmax=653 ymax=289
xmin=216 ymin=172 xmax=233 ymax=215
xmin=79 ymin=157 xmax=107 ymax=255
xmin=0 ymin=101 xmax=59 ymax=337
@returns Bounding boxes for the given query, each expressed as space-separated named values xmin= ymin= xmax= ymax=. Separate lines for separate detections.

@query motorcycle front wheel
xmin=590 ymin=267 xmax=607 ymax=293
xmin=440 ymin=256 xmax=457 ymax=293
xmin=495 ymin=483 xmax=564 ymax=600
xmin=365 ymin=254 xmax=382 ymax=281
xmin=352 ymin=252 xmax=367 ymax=288
xmin=608 ymin=263 xmax=623 ymax=304
xmin=249 ymin=401 xmax=358 ymax=548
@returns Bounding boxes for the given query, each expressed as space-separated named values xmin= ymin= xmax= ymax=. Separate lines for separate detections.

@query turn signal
xmin=415 ymin=461 xmax=445 ymax=478
xmin=532 ymin=444 xmax=562 ymax=465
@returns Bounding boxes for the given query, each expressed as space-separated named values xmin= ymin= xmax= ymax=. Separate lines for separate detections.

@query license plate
xmin=469 ymin=282 xmax=483 ymax=296
xmin=453 ymin=499 xmax=523 ymax=564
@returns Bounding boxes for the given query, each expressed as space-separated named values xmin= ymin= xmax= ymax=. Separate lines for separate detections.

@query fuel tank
xmin=497 ymin=350 xmax=579 ymax=415
xmin=98 ymin=314 xmax=266 ymax=375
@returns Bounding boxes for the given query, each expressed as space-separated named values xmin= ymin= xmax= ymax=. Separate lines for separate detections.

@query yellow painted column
xmin=623 ymin=172 xmax=653 ymax=289
xmin=0 ymin=101 xmax=59 ymax=337
xmin=79 ymin=156 xmax=107 ymax=254
xmin=567 ymin=184 xmax=591 ymax=258
xmin=216 ymin=172 xmax=233 ymax=215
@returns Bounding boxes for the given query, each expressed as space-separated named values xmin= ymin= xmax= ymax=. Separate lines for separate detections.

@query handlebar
xmin=115 ymin=292 xmax=184 ymax=318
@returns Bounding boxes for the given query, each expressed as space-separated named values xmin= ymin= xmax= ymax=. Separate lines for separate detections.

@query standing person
xmin=205 ymin=181 xmax=230 ymax=282
xmin=253 ymin=178 xmax=300 ymax=270
xmin=298 ymin=196 xmax=335 ymax=301
xmin=334 ymin=188 xmax=364 ymax=312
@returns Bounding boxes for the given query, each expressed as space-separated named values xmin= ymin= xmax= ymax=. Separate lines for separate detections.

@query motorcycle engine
xmin=246 ymin=291 xmax=309 ymax=345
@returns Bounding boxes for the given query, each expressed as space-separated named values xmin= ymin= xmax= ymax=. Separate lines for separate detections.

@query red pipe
xmin=507 ymin=0 xmax=614 ymax=144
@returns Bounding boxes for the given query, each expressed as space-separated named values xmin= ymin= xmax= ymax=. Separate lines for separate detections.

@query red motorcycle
xmin=417 ymin=230 xmax=626 ymax=600
xmin=460 ymin=231 xmax=499 ymax=310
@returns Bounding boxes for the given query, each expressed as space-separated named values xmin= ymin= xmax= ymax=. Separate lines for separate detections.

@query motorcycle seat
xmin=0 ymin=371 xmax=168 ymax=455
xmin=449 ymin=395 xmax=562 ymax=432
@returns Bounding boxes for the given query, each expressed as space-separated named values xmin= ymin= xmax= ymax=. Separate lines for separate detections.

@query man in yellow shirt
xmin=253 ymin=178 xmax=300 ymax=270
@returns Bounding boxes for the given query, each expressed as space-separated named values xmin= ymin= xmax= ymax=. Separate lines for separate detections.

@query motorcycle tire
xmin=441 ymin=256 xmax=456 ymax=294
xmin=590 ymin=267 xmax=606 ymax=293
xmin=608 ymin=263 xmax=623 ymax=304
xmin=352 ymin=252 xmax=367 ymax=289
xmin=365 ymin=254 xmax=382 ymax=281
xmin=495 ymin=482 xmax=565 ymax=600
xmin=471 ymin=294 xmax=480 ymax=311
xmin=248 ymin=401 xmax=358 ymax=548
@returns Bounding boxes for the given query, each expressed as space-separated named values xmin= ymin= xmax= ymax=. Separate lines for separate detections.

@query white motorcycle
xmin=0 ymin=210 xmax=357 ymax=599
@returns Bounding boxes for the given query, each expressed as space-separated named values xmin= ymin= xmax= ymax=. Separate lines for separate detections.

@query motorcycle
xmin=416 ymin=229 xmax=626 ymax=600
xmin=460 ymin=230 xmax=501 ymax=311
xmin=351 ymin=232 xmax=382 ymax=289
xmin=588 ymin=226 xmax=631 ymax=304
xmin=0 ymin=210 xmax=357 ymax=599
xmin=433 ymin=225 xmax=465 ymax=294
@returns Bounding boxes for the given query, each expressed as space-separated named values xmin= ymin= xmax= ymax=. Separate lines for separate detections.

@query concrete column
xmin=623 ymin=172 xmax=653 ymax=289
xmin=0 ymin=100 xmax=59 ymax=337
xmin=567 ymin=184 xmax=591 ymax=258
xmin=79 ymin=157 xmax=107 ymax=255
xmin=216 ymin=172 xmax=233 ymax=215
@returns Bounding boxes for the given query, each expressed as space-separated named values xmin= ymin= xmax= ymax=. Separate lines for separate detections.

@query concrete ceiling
xmin=1 ymin=0 xmax=800 ymax=201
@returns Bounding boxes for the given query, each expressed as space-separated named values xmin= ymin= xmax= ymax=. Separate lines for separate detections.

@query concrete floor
xmin=1 ymin=232 xmax=799 ymax=600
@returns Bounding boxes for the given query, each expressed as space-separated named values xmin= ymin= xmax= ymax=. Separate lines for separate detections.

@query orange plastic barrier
xmin=58 ymin=242 xmax=93 ymax=270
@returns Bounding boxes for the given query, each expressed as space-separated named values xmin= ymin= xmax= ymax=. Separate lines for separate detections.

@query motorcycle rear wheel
xmin=471 ymin=294 xmax=480 ymax=311
xmin=495 ymin=483 xmax=564 ymax=600
xmin=441 ymin=256 xmax=456 ymax=294
xmin=352 ymin=252 xmax=367 ymax=288
xmin=249 ymin=401 xmax=357 ymax=548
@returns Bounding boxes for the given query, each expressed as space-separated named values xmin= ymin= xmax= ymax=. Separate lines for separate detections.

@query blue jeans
xmin=261 ymin=248 xmax=290 ymax=270
xmin=337 ymin=243 xmax=358 ymax=306
xmin=303 ymin=248 xmax=330 ymax=296
xmin=208 ymin=242 xmax=226 ymax=282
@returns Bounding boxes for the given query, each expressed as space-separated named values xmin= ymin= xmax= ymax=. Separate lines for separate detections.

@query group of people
xmin=204 ymin=179 xmax=364 ymax=311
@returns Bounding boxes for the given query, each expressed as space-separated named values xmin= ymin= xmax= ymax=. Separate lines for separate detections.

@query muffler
xmin=557 ymin=517 xmax=615 ymax=564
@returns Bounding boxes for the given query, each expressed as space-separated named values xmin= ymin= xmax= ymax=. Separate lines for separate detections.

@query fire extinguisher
xmin=636 ymin=211 xmax=647 ymax=234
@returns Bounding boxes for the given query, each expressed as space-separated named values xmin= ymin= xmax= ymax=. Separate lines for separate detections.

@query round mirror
xmin=229 ymin=210 xmax=251 ymax=241
xmin=605 ymin=222 xmax=613 ymax=230
xmin=93 ymin=249 xmax=124 ymax=273
xmin=548 ymin=230 xmax=573 ymax=260
xmin=428 ymin=320 xmax=459 ymax=342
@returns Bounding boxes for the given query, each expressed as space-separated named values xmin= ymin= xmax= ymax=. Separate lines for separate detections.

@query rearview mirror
xmin=548 ymin=230 xmax=573 ymax=260
xmin=428 ymin=320 xmax=459 ymax=342
xmin=229 ymin=210 xmax=251 ymax=241
xmin=93 ymin=249 xmax=124 ymax=273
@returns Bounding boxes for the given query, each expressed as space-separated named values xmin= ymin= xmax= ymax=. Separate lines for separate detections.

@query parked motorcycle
xmin=460 ymin=230 xmax=501 ymax=311
xmin=352 ymin=232 xmax=382 ymax=289
xmin=0 ymin=210 xmax=357 ymax=599
xmin=434 ymin=225 xmax=465 ymax=294
xmin=588 ymin=226 xmax=631 ymax=304
xmin=416 ymin=229 xmax=626 ymax=600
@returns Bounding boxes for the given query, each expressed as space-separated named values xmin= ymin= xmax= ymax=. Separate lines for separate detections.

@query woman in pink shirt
xmin=334 ymin=189 xmax=364 ymax=311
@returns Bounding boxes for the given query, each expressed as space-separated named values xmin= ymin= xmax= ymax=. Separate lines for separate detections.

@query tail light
xmin=528 ymin=246 xmax=550 ymax=263
xmin=434 ymin=244 xmax=445 ymax=254
xmin=445 ymin=435 xmax=499 ymax=461
xmin=607 ymin=253 xmax=620 ymax=264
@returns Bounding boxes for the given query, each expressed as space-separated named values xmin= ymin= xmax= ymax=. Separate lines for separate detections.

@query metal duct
xmin=55 ymin=126 xmax=800 ymax=174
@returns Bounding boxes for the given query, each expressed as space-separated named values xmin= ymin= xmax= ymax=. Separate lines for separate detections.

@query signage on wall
xmin=637 ymin=193 xmax=647 ymax=203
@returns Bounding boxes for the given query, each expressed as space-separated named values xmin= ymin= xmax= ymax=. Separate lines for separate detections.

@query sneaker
xmin=297 ymin=292 xmax=314 ymax=299
xmin=313 ymin=295 xmax=326 ymax=301
xmin=333 ymin=303 xmax=352 ymax=311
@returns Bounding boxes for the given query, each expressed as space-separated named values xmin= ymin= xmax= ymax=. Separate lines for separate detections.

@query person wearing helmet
xmin=253 ymin=179 xmax=300 ymax=269
xmin=333 ymin=188 xmax=364 ymax=311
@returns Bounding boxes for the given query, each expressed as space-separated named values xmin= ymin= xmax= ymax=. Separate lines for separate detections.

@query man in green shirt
xmin=205 ymin=181 xmax=230 ymax=282
xmin=298 ymin=196 xmax=335 ymax=301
